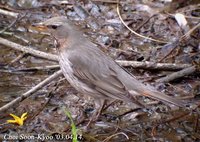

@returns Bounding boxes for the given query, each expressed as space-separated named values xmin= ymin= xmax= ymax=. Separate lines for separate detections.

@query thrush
xmin=33 ymin=16 xmax=184 ymax=113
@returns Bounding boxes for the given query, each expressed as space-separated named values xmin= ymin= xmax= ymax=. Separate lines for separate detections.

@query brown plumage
xmin=34 ymin=16 xmax=184 ymax=108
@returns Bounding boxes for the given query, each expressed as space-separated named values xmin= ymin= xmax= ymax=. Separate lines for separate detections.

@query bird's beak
xmin=30 ymin=22 xmax=48 ymax=32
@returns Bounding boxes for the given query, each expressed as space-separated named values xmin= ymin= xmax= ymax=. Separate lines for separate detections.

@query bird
xmin=32 ymin=16 xmax=184 ymax=119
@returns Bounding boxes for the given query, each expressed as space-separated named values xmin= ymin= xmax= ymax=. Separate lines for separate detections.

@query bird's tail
xmin=141 ymin=87 xmax=185 ymax=107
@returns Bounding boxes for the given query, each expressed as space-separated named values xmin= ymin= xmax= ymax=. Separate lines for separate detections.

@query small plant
xmin=63 ymin=107 xmax=79 ymax=142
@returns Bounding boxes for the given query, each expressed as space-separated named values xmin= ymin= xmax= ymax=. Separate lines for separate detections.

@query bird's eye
xmin=47 ymin=25 xmax=59 ymax=29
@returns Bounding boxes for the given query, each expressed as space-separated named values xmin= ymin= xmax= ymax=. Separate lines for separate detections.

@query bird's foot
xmin=84 ymin=100 xmax=106 ymax=129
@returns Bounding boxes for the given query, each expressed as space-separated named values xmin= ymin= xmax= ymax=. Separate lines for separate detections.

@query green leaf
xmin=63 ymin=107 xmax=79 ymax=142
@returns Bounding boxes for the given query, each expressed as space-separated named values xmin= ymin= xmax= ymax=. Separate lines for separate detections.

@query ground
xmin=0 ymin=0 xmax=200 ymax=141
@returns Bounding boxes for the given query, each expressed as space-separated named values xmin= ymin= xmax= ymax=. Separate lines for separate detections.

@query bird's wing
xmin=67 ymin=45 xmax=133 ymax=101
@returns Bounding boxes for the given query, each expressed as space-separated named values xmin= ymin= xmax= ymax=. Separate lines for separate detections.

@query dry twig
xmin=0 ymin=70 xmax=63 ymax=113
xmin=156 ymin=66 xmax=196 ymax=83
xmin=0 ymin=13 xmax=26 ymax=34
xmin=13 ymin=65 xmax=60 ymax=72
xmin=0 ymin=37 xmax=58 ymax=61
xmin=103 ymin=132 xmax=129 ymax=142
xmin=7 ymin=53 xmax=27 ymax=66
xmin=116 ymin=0 xmax=167 ymax=43
xmin=0 ymin=8 xmax=18 ymax=18
xmin=117 ymin=60 xmax=191 ymax=70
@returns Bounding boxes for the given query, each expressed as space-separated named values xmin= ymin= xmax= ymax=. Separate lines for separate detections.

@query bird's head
xmin=32 ymin=16 xmax=79 ymax=40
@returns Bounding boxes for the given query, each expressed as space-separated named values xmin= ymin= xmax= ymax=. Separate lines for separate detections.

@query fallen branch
xmin=13 ymin=65 xmax=60 ymax=72
xmin=7 ymin=53 xmax=27 ymax=66
xmin=3 ymin=32 xmax=30 ymax=43
xmin=117 ymin=60 xmax=191 ymax=70
xmin=156 ymin=66 xmax=196 ymax=83
xmin=8 ymin=61 xmax=191 ymax=72
xmin=0 ymin=37 xmax=58 ymax=61
xmin=0 ymin=37 xmax=192 ymax=71
xmin=91 ymin=0 xmax=120 ymax=3
xmin=0 ymin=70 xmax=63 ymax=113
xmin=0 ymin=8 xmax=18 ymax=18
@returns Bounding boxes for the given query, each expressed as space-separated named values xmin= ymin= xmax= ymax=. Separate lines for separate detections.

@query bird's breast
xmin=58 ymin=52 xmax=94 ymax=94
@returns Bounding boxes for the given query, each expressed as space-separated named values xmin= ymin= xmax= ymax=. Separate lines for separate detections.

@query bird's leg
xmin=86 ymin=99 xmax=105 ymax=128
